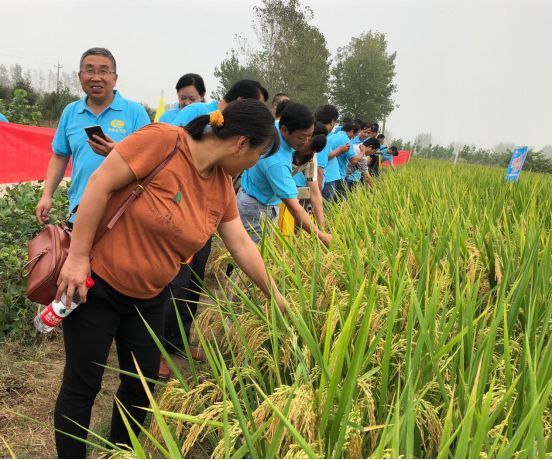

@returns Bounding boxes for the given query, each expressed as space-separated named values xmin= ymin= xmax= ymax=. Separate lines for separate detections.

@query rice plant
xmin=114 ymin=160 xmax=552 ymax=458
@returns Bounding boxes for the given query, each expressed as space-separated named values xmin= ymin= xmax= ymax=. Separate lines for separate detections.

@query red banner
xmin=0 ymin=122 xmax=70 ymax=184
xmin=381 ymin=150 xmax=411 ymax=167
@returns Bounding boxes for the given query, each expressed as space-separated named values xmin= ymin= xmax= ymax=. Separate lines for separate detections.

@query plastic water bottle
xmin=33 ymin=277 xmax=95 ymax=333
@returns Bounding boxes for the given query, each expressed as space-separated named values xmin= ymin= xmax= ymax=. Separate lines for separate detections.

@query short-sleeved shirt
xmin=158 ymin=105 xmax=180 ymax=124
xmin=91 ymin=123 xmax=238 ymax=299
xmin=293 ymin=154 xmax=318 ymax=187
xmin=350 ymin=135 xmax=362 ymax=145
xmin=380 ymin=144 xmax=394 ymax=164
xmin=0 ymin=113 xmax=8 ymax=123
xmin=241 ymin=131 xmax=297 ymax=206
xmin=325 ymin=131 xmax=351 ymax=183
xmin=52 ymin=90 xmax=150 ymax=216
xmin=170 ymin=100 xmax=219 ymax=126
xmin=315 ymin=142 xmax=331 ymax=188
xmin=347 ymin=145 xmax=368 ymax=182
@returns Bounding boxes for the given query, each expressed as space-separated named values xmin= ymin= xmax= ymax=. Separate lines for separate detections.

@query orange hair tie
xmin=209 ymin=110 xmax=224 ymax=128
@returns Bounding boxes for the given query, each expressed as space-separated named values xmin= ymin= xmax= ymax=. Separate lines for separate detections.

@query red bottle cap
xmin=85 ymin=277 xmax=95 ymax=289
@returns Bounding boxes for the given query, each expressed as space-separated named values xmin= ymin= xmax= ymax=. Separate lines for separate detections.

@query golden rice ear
xmin=140 ymin=161 xmax=550 ymax=459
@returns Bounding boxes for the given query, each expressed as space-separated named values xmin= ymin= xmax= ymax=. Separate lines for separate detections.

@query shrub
xmin=0 ymin=88 xmax=42 ymax=126
xmin=0 ymin=182 xmax=68 ymax=339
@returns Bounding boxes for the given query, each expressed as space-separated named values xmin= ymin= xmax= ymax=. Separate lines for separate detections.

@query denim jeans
xmin=236 ymin=189 xmax=279 ymax=243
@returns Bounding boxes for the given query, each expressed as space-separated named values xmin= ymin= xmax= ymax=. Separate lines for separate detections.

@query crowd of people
xmin=30 ymin=47 xmax=399 ymax=458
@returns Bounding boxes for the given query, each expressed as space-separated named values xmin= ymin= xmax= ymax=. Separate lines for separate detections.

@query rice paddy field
xmin=96 ymin=160 xmax=552 ymax=458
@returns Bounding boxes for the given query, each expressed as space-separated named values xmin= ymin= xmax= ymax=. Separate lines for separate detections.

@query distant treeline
xmin=390 ymin=139 xmax=552 ymax=174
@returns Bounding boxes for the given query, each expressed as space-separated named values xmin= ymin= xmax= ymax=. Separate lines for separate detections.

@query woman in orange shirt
xmin=52 ymin=99 xmax=284 ymax=458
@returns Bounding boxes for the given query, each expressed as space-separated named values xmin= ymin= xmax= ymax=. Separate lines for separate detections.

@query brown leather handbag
xmin=23 ymin=139 xmax=179 ymax=305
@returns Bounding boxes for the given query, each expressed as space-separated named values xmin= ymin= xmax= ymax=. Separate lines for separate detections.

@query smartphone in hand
xmin=84 ymin=125 xmax=107 ymax=142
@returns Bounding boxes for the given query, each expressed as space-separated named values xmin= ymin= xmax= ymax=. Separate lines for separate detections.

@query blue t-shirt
xmin=350 ymin=135 xmax=362 ymax=145
xmin=241 ymin=131 xmax=297 ymax=206
xmin=158 ymin=106 xmax=180 ymax=124
xmin=170 ymin=100 xmax=219 ymax=126
xmin=380 ymin=144 xmax=393 ymax=164
xmin=0 ymin=113 xmax=8 ymax=123
xmin=325 ymin=131 xmax=351 ymax=182
xmin=315 ymin=143 xmax=331 ymax=187
xmin=52 ymin=90 xmax=150 ymax=216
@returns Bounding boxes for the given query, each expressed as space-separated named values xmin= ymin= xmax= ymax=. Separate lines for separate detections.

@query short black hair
xmin=279 ymin=102 xmax=314 ymax=135
xmin=342 ymin=117 xmax=352 ymax=125
xmin=185 ymin=99 xmax=279 ymax=157
xmin=342 ymin=121 xmax=359 ymax=134
xmin=389 ymin=146 xmax=399 ymax=156
xmin=370 ymin=123 xmax=380 ymax=133
xmin=363 ymin=137 xmax=381 ymax=150
xmin=377 ymin=134 xmax=385 ymax=140
xmin=80 ymin=47 xmax=117 ymax=72
xmin=315 ymin=105 xmax=339 ymax=125
xmin=175 ymin=73 xmax=206 ymax=96
xmin=274 ymin=99 xmax=291 ymax=119
xmin=224 ymin=80 xmax=268 ymax=103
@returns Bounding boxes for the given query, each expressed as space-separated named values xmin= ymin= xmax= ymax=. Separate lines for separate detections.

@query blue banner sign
xmin=505 ymin=146 xmax=528 ymax=182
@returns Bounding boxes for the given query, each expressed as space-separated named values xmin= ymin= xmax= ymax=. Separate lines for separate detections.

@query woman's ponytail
xmin=184 ymin=114 xmax=211 ymax=141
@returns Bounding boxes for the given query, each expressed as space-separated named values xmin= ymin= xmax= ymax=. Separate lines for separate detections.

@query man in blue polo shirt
xmin=314 ymin=105 xmax=339 ymax=193
xmin=36 ymin=47 xmax=150 ymax=223
xmin=170 ymin=79 xmax=268 ymax=127
xmin=238 ymin=102 xmax=331 ymax=247
xmin=323 ymin=121 xmax=361 ymax=201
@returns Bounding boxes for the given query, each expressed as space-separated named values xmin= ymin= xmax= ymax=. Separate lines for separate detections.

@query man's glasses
xmin=80 ymin=69 xmax=116 ymax=77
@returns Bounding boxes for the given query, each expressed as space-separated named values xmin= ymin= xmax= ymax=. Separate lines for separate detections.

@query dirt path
xmin=0 ymin=332 xmax=122 ymax=458
xmin=0 ymin=310 xmax=214 ymax=458
xmin=0 ymin=249 xmax=227 ymax=458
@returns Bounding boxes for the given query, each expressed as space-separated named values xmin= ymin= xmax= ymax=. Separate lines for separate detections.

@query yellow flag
xmin=154 ymin=91 xmax=165 ymax=122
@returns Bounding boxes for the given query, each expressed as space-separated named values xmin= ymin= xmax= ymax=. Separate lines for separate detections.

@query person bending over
xmin=238 ymin=102 xmax=331 ymax=247
xmin=53 ymin=99 xmax=285 ymax=458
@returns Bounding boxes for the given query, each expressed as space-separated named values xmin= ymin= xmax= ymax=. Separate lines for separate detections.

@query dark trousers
xmin=322 ymin=180 xmax=339 ymax=202
xmin=162 ymin=237 xmax=212 ymax=352
xmin=323 ymin=179 xmax=347 ymax=202
xmin=54 ymin=273 xmax=169 ymax=458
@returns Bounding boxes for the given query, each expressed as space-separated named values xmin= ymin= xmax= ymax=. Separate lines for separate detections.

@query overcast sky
xmin=1 ymin=0 xmax=551 ymax=149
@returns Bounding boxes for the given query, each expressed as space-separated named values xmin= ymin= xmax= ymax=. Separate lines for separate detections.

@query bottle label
xmin=39 ymin=297 xmax=74 ymax=328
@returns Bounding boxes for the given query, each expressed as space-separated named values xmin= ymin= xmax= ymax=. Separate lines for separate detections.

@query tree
xmin=493 ymin=142 xmax=515 ymax=153
xmin=541 ymin=145 xmax=552 ymax=158
xmin=330 ymin=31 xmax=397 ymax=122
xmin=140 ymin=102 xmax=156 ymax=122
xmin=0 ymin=65 xmax=9 ymax=86
xmin=212 ymin=49 xmax=261 ymax=99
xmin=522 ymin=150 xmax=552 ymax=174
xmin=414 ymin=133 xmax=432 ymax=149
xmin=213 ymin=0 xmax=330 ymax=108
xmin=0 ymin=89 xmax=42 ymax=125
xmin=38 ymin=86 xmax=79 ymax=121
